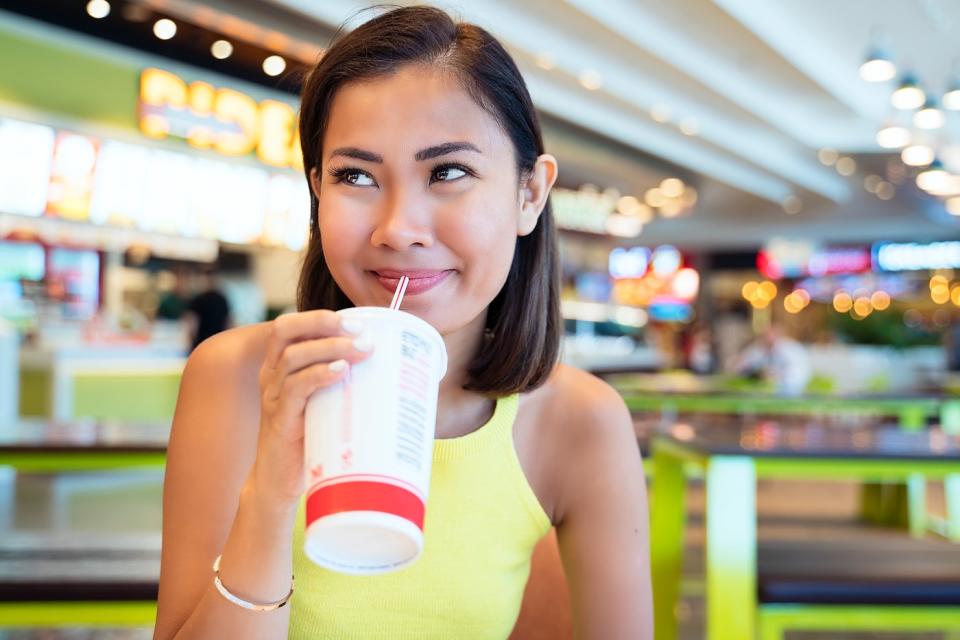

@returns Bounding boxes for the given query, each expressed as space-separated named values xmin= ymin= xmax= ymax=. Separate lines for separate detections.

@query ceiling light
xmin=864 ymin=174 xmax=884 ymax=193
xmin=925 ymin=175 xmax=960 ymax=197
xmin=875 ymin=125 xmax=911 ymax=149
xmin=605 ymin=214 xmax=643 ymax=238
xmin=534 ymin=53 xmax=555 ymax=70
xmin=644 ymin=188 xmax=667 ymax=208
xmin=876 ymin=181 xmax=895 ymax=200
xmin=579 ymin=70 xmax=602 ymax=91
xmin=211 ymin=40 xmax=233 ymax=60
xmin=914 ymin=99 xmax=945 ymax=129
xmin=901 ymin=144 xmax=934 ymax=167
xmin=818 ymin=148 xmax=838 ymax=165
xmin=835 ymin=156 xmax=857 ymax=176
xmin=945 ymin=84 xmax=960 ymax=110
xmin=153 ymin=18 xmax=177 ymax=40
xmin=859 ymin=49 xmax=896 ymax=82
xmin=660 ymin=178 xmax=684 ymax=198
xmin=947 ymin=196 xmax=960 ymax=216
xmin=659 ymin=201 xmax=684 ymax=218
xmin=917 ymin=160 xmax=949 ymax=191
xmin=782 ymin=195 xmax=802 ymax=214
xmin=679 ymin=118 xmax=699 ymax=136
xmin=617 ymin=196 xmax=654 ymax=222
xmin=263 ymin=55 xmax=286 ymax=76
xmin=891 ymin=74 xmax=925 ymax=110
xmin=650 ymin=104 xmax=670 ymax=123
xmin=86 ymin=0 xmax=110 ymax=19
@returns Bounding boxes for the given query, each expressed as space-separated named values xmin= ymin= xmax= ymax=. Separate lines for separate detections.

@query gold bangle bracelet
xmin=212 ymin=554 xmax=295 ymax=612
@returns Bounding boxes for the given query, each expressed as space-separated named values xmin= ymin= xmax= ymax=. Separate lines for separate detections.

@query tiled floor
xmin=0 ymin=472 xmax=957 ymax=639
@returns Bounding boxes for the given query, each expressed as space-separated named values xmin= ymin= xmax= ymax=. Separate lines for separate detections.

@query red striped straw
xmin=389 ymin=275 xmax=410 ymax=310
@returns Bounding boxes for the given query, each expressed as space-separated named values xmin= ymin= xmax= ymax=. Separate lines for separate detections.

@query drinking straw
xmin=389 ymin=275 xmax=410 ymax=310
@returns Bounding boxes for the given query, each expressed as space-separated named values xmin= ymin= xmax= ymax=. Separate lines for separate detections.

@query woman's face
xmin=311 ymin=65 xmax=530 ymax=336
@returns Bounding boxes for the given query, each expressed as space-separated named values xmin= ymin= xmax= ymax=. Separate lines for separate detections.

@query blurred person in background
xmin=184 ymin=266 xmax=231 ymax=353
xmin=156 ymin=268 xmax=189 ymax=321
xmin=734 ymin=325 xmax=811 ymax=395
xmin=681 ymin=323 xmax=714 ymax=374
xmin=944 ymin=314 xmax=960 ymax=372
xmin=715 ymin=299 xmax=753 ymax=373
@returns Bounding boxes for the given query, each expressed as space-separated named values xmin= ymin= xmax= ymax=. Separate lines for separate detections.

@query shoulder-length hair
xmin=296 ymin=5 xmax=560 ymax=396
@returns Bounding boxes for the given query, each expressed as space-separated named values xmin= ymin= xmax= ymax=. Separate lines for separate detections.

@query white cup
xmin=302 ymin=306 xmax=447 ymax=574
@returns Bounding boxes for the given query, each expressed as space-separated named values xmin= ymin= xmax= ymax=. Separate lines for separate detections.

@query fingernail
xmin=329 ymin=359 xmax=348 ymax=372
xmin=353 ymin=335 xmax=374 ymax=352
xmin=341 ymin=319 xmax=363 ymax=335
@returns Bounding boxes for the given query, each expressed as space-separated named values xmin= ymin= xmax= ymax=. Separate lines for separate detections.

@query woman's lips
xmin=372 ymin=270 xmax=455 ymax=295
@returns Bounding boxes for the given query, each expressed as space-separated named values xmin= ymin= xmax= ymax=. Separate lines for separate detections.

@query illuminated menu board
xmin=0 ymin=241 xmax=44 ymax=280
xmin=47 ymin=132 xmax=100 ymax=221
xmin=0 ymin=119 xmax=54 ymax=217
xmin=0 ymin=116 xmax=310 ymax=251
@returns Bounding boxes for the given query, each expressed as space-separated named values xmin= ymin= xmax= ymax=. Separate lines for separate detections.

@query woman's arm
xmin=554 ymin=376 xmax=653 ymax=640
xmin=153 ymin=328 xmax=296 ymax=639
xmin=154 ymin=312 xmax=373 ymax=639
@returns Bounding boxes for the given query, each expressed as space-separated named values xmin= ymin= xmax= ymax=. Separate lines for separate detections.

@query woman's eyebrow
xmin=328 ymin=147 xmax=383 ymax=163
xmin=327 ymin=141 xmax=481 ymax=163
xmin=414 ymin=141 xmax=481 ymax=161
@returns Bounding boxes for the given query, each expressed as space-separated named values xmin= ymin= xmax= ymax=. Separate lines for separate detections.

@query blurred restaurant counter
xmin=18 ymin=320 xmax=187 ymax=422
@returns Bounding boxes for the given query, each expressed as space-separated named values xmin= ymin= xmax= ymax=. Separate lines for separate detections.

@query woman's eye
xmin=343 ymin=170 xmax=375 ymax=186
xmin=330 ymin=168 xmax=376 ymax=187
xmin=432 ymin=166 xmax=467 ymax=183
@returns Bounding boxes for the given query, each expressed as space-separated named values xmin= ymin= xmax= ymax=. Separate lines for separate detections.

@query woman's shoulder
xmin=521 ymin=364 xmax=634 ymax=465
xmin=184 ymin=322 xmax=271 ymax=379
xmin=522 ymin=364 xmax=637 ymax=524
xmin=538 ymin=363 xmax=631 ymax=434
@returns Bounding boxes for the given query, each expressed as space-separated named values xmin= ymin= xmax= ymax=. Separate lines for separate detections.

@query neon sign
xmin=873 ymin=241 xmax=960 ymax=271
xmin=758 ymin=246 xmax=871 ymax=278
xmin=138 ymin=68 xmax=302 ymax=170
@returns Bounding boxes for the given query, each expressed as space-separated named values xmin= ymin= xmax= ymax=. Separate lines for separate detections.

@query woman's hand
xmin=249 ymin=310 xmax=374 ymax=507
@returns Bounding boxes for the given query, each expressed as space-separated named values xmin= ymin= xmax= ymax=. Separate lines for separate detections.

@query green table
xmin=650 ymin=423 xmax=960 ymax=640
xmin=0 ymin=419 xmax=169 ymax=472
xmin=624 ymin=392 xmax=955 ymax=431
xmin=0 ymin=419 xmax=167 ymax=627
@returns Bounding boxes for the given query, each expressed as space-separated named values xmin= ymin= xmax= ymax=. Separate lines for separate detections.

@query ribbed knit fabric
xmin=288 ymin=394 xmax=552 ymax=639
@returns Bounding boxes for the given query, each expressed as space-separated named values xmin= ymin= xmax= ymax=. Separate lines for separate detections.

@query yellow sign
xmin=138 ymin=68 xmax=303 ymax=170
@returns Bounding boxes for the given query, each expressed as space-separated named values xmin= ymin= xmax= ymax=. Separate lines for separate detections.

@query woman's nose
xmin=369 ymin=192 xmax=435 ymax=250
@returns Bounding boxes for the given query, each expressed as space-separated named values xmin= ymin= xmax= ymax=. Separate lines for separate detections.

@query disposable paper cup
xmin=302 ymin=306 xmax=447 ymax=574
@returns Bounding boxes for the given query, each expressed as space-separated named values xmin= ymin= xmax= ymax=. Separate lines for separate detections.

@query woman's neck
xmin=435 ymin=310 xmax=496 ymax=439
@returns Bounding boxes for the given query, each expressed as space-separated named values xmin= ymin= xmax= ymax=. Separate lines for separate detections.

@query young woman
xmin=154 ymin=6 xmax=652 ymax=639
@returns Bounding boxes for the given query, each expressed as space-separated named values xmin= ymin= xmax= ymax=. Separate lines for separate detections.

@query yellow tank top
xmin=288 ymin=393 xmax=552 ymax=639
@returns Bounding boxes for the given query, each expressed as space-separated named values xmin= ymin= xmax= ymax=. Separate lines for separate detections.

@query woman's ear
xmin=517 ymin=153 xmax=559 ymax=236
xmin=309 ymin=167 xmax=322 ymax=200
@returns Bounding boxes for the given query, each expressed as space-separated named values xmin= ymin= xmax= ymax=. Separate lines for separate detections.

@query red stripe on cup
xmin=306 ymin=481 xmax=425 ymax=530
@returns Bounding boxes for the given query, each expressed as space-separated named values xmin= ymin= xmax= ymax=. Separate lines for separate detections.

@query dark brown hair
xmin=296 ymin=5 xmax=560 ymax=396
